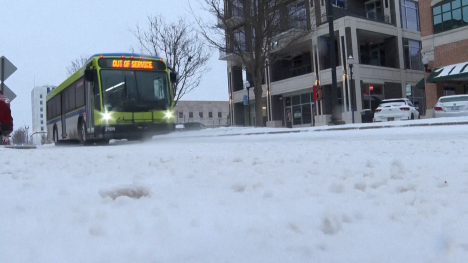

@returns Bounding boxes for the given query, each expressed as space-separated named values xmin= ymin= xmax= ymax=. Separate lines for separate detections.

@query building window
xmin=41 ymin=120 xmax=43 ymax=124
xmin=199 ymin=112 xmax=203 ymax=118
xmin=288 ymin=1 xmax=307 ymax=29
xmin=41 ymin=127 xmax=44 ymax=131
xmin=401 ymin=0 xmax=420 ymax=31
xmin=403 ymin=38 xmax=422 ymax=70
xmin=286 ymin=93 xmax=312 ymax=125
xmin=40 ymin=94 xmax=43 ymax=99
xmin=40 ymin=101 xmax=43 ymax=105
xmin=433 ymin=0 xmax=468 ymax=34
xmin=209 ymin=112 xmax=213 ymax=118
xmin=189 ymin=112 xmax=193 ymax=118
xmin=40 ymin=107 xmax=43 ymax=112
xmin=331 ymin=0 xmax=345 ymax=8
xmin=218 ymin=112 xmax=222 ymax=118
xmin=40 ymin=114 xmax=43 ymax=118
xmin=178 ymin=112 xmax=183 ymax=118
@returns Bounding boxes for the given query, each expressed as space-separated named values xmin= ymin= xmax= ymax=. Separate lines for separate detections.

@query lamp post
xmin=244 ymin=81 xmax=251 ymax=126
xmin=347 ymin=55 xmax=355 ymax=123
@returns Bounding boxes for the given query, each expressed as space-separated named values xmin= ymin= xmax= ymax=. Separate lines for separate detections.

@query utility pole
xmin=327 ymin=0 xmax=345 ymax=125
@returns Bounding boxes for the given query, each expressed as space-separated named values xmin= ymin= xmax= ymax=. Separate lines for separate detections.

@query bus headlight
xmin=165 ymin=111 xmax=173 ymax=119
xmin=102 ymin=112 xmax=112 ymax=121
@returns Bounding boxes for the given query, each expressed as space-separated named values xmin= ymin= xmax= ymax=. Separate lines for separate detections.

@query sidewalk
xmin=163 ymin=116 xmax=468 ymax=139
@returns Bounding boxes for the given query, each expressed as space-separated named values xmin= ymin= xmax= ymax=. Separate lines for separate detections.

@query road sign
xmin=0 ymin=56 xmax=17 ymax=81
xmin=2 ymin=84 xmax=17 ymax=101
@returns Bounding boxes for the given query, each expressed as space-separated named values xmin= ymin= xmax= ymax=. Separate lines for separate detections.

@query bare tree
xmin=11 ymin=127 xmax=27 ymax=145
xmin=130 ymin=15 xmax=212 ymax=105
xmin=192 ymin=0 xmax=311 ymax=126
xmin=66 ymin=54 xmax=90 ymax=76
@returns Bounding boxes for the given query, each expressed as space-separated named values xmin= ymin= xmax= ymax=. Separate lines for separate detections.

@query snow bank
xmin=1 ymin=125 xmax=468 ymax=263
xmin=163 ymin=116 xmax=468 ymax=139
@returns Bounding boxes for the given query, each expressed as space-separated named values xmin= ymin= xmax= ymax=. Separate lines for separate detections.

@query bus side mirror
xmin=85 ymin=69 xmax=94 ymax=82
xmin=170 ymin=72 xmax=179 ymax=83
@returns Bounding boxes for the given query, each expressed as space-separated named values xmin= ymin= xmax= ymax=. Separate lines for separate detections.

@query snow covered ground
xmin=1 ymin=125 xmax=468 ymax=263
xmin=167 ymin=116 xmax=468 ymax=138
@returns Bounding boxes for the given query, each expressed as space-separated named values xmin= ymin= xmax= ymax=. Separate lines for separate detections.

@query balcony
xmin=217 ymin=7 xmax=245 ymax=29
xmin=321 ymin=6 xmax=391 ymax=25
xmin=219 ymin=42 xmax=249 ymax=61
xmin=357 ymin=29 xmax=399 ymax=69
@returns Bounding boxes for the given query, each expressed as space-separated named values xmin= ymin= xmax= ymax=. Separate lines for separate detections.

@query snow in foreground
xmin=1 ymin=126 xmax=468 ymax=263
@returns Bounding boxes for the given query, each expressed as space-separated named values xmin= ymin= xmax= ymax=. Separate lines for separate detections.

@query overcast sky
xmin=0 ymin=0 xmax=228 ymax=128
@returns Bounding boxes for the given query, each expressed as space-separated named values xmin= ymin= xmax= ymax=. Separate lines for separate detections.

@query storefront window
xmin=362 ymin=84 xmax=384 ymax=111
xmin=285 ymin=93 xmax=313 ymax=125
xmin=433 ymin=0 xmax=468 ymax=34
xmin=401 ymin=0 xmax=420 ymax=31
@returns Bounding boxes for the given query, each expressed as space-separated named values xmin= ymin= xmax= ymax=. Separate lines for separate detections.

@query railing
xmin=321 ymin=6 xmax=391 ymax=25
xmin=272 ymin=64 xmax=312 ymax=82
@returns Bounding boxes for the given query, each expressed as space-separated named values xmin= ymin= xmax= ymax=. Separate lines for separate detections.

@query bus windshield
xmin=100 ymin=70 xmax=171 ymax=112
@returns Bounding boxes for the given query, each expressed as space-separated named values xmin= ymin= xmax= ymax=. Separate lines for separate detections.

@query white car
xmin=433 ymin=95 xmax=468 ymax=118
xmin=373 ymin=98 xmax=420 ymax=122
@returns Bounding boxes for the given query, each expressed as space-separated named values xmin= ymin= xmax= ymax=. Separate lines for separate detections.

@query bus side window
xmin=93 ymin=82 xmax=101 ymax=110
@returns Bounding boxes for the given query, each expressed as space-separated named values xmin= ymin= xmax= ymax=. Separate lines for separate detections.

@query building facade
xmin=419 ymin=0 xmax=468 ymax=117
xmin=222 ymin=0 xmax=425 ymax=127
xmin=174 ymin=101 xmax=230 ymax=127
xmin=31 ymin=86 xmax=53 ymax=144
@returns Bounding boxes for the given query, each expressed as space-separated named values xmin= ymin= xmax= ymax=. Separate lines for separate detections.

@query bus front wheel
xmin=79 ymin=120 xmax=89 ymax=145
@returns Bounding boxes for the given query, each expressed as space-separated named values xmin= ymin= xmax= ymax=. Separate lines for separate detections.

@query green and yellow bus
xmin=46 ymin=53 xmax=178 ymax=145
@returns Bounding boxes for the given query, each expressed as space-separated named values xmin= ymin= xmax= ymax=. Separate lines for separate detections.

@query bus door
xmin=61 ymin=92 xmax=66 ymax=138
xmin=85 ymin=81 xmax=94 ymax=133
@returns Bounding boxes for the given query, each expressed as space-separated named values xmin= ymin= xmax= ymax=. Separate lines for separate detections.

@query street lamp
xmin=347 ymin=55 xmax=355 ymax=123
xmin=422 ymin=54 xmax=431 ymax=73
xmin=244 ymin=80 xmax=251 ymax=126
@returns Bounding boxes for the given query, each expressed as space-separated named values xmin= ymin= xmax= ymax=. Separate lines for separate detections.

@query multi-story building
xmin=222 ymin=0 xmax=424 ymax=127
xmin=175 ymin=100 xmax=230 ymax=127
xmin=419 ymin=0 xmax=468 ymax=117
xmin=31 ymin=85 xmax=53 ymax=144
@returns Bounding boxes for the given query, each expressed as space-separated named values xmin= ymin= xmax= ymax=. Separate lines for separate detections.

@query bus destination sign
xmin=98 ymin=58 xmax=166 ymax=70
xmin=112 ymin=60 xmax=153 ymax=69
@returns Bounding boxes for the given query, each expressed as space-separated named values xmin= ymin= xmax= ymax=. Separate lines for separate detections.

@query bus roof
xmin=86 ymin=53 xmax=164 ymax=63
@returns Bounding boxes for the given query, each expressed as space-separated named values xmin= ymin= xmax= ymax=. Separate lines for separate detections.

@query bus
xmin=46 ymin=53 xmax=178 ymax=145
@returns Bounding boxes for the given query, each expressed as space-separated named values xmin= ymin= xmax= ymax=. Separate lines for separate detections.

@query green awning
xmin=427 ymin=62 xmax=468 ymax=83
xmin=415 ymin=78 xmax=425 ymax=89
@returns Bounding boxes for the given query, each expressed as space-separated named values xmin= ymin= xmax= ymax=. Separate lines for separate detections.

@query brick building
xmin=419 ymin=0 xmax=468 ymax=117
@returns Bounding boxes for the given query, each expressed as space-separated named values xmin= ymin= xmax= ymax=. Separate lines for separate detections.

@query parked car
xmin=373 ymin=98 xmax=420 ymax=122
xmin=433 ymin=95 xmax=468 ymax=118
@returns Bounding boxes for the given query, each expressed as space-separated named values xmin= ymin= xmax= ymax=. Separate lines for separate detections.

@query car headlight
xmin=165 ymin=111 xmax=173 ymax=119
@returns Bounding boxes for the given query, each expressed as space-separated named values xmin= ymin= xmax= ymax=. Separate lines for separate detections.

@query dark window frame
xmin=432 ymin=0 xmax=468 ymax=34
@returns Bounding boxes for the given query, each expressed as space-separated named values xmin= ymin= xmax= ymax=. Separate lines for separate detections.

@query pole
xmin=327 ymin=0 xmax=344 ymax=125
xmin=247 ymin=87 xmax=251 ymax=126
xmin=350 ymin=64 xmax=355 ymax=123
xmin=1 ymin=57 xmax=5 ymax=95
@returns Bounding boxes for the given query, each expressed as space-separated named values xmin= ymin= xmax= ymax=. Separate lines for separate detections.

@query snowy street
xmin=1 ymin=125 xmax=468 ymax=263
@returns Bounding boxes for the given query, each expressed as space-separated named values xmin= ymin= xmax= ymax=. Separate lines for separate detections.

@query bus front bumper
xmin=97 ymin=123 xmax=175 ymax=140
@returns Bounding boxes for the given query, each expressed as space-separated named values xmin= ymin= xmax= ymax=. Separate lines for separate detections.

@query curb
xmin=2 ymin=145 xmax=37 ymax=150
xmin=167 ymin=121 xmax=468 ymax=139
